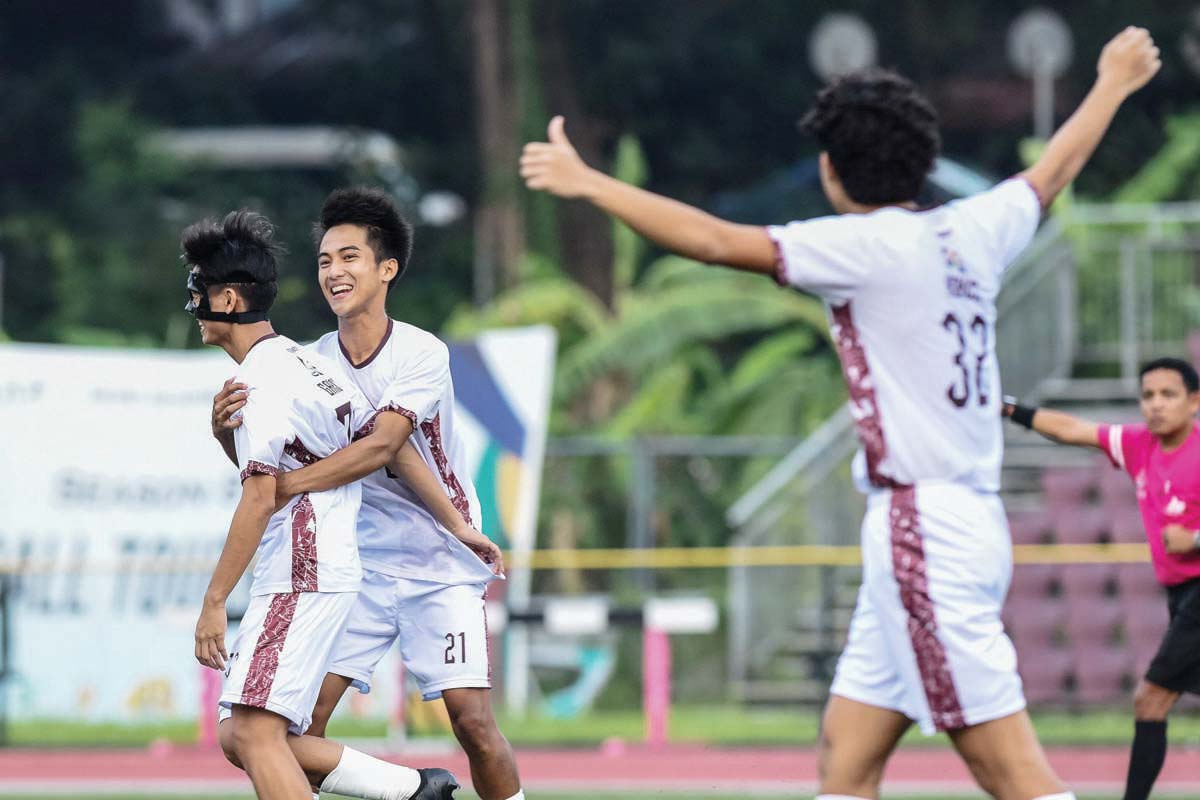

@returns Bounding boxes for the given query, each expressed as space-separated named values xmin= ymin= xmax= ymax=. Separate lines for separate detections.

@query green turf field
xmin=5 ymin=705 xmax=1200 ymax=747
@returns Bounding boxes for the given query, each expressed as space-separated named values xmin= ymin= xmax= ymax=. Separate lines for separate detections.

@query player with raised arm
xmin=186 ymin=211 xmax=458 ymax=800
xmin=521 ymin=26 xmax=1159 ymax=800
xmin=212 ymin=188 xmax=524 ymax=800
xmin=1003 ymin=358 xmax=1200 ymax=800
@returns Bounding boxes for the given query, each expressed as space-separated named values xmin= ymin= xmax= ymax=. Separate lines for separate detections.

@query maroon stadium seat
xmin=1018 ymin=649 xmax=1073 ymax=705
xmin=1109 ymin=507 xmax=1145 ymax=544
xmin=1061 ymin=564 xmax=1116 ymax=599
xmin=1009 ymin=564 xmax=1059 ymax=600
xmin=1042 ymin=468 xmax=1098 ymax=507
xmin=1064 ymin=596 xmax=1122 ymax=646
xmin=1007 ymin=510 xmax=1052 ymax=545
xmin=1072 ymin=645 xmax=1133 ymax=704
xmin=1051 ymin=506 xmax=1111 ymax=544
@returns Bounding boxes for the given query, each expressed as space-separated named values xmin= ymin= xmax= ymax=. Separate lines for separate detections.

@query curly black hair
xmin=181 ymin=209 xmax=281 ymax=312
xmin=1140 ymin=357 xmax=1200 ymax=393
xmin=799 ymin=68 xmax=940 ymax=205
xmin=314 ymin=187 xmax=413 ymax=293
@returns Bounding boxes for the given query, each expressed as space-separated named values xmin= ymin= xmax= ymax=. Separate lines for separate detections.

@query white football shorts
xmin=329 ymin=570 xmax=492 ymax=700
xmin=218 ymin=590 xmax=355 ymax=735
xmin=830 ymin=481 xmax=1025 ymax=735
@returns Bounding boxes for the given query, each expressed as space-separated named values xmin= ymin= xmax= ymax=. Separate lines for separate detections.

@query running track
xmin=2 ymin=744 xmax=1199 ymax=795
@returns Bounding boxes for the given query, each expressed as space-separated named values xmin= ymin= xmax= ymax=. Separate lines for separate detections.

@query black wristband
xmin=1009 ymin=403 xmax=1037 ymax=430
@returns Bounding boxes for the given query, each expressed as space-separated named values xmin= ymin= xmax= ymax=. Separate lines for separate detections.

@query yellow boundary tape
xmin=0 ymin=543 xmax=1150 ymax=574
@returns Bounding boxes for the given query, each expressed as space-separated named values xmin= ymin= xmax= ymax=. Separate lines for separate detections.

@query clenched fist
xmin=1097 ymin=26 xmax=1161 ymax=97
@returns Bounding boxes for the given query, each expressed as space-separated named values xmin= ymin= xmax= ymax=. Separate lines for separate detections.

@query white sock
xmin=312 ymin=794 xmax=320 ymax=800
xmin=1032 ymin=794 xmax=1076 ymax=800
xmin=319 ymin=746 xmax=422 ymax=800
xmin=504 ymin=792 xmax=526 ymax=800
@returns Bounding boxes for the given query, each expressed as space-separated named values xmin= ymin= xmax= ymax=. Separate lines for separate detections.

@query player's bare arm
xmin=195 ymin=472 xmax=276 ymax=672
xmin=1021 ymin=26 xmax=1160 ymax=208
xmin=211 ymin=378 xmax=248 ymax=466
xmin=273 ymin=411 xmax=414 ymax=508
xmin=520 ymin=116 xmax=777 ymax=273
xmin=388 ymin=441 xmax=505 ymax=575
xmin=1002 ymin=396 xmax=1102 ymax=448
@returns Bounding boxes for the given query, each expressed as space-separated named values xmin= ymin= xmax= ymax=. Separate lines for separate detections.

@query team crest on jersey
xmin=1166 ymin=495 xmax=1187 ymax=517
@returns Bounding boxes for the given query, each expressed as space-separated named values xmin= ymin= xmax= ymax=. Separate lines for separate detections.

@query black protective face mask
xmin=185 ymin=272 xmax=269 ymax=324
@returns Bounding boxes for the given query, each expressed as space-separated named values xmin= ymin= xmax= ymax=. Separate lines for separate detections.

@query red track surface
xmin=2 ymin=744 xmax=1200 ymax=794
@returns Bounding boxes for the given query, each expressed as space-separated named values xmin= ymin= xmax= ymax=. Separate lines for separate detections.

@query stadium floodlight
xmin=808 ymin=13 xmax=877 ymax=81
xmin=1183 ymin=7 xmax=1200 ymax=79
xmin=1007 ymin=8 xmax=1074 ymax=140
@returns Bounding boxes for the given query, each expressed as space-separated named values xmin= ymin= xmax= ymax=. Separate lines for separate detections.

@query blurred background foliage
xmin=1 ymin=1 xmax=1197 ymax=510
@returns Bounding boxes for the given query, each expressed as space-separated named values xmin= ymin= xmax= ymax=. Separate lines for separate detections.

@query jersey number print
xmin=943 ymin=312 xmax=989 ymax=408
xmin=444 ymin=632 xmax=466 ymax=664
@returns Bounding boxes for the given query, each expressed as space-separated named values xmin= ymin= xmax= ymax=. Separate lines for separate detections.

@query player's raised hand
xmin=1097 ymin=26 xmax=1161 ymax=96
xmin=211 ymin=378 xmax=248 ymax=437
xmin=194 ymin=601 xmax=229 ymax=671
xmin=520 ymin=116 xmax=594 ymax=198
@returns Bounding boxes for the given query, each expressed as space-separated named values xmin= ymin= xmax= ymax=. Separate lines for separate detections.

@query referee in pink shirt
xmin=1004 ymin=357 xmax=1200 ymax=800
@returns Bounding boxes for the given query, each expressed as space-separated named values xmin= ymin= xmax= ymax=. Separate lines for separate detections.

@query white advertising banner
xmin=0 ymin=326 xmax=554 ymax=723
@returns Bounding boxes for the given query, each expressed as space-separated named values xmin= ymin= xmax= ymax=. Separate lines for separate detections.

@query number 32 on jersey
xmin=943 ymin=312 xmax=990 ymax=408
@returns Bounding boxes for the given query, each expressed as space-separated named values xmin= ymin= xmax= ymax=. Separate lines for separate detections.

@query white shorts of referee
xmin=831 ymin=481 xmax=1025 ymax=735
xmin=218 ymin=590 xmax=356 ymax=735
xmin=330 ymin=569 xmax=492 ymax=699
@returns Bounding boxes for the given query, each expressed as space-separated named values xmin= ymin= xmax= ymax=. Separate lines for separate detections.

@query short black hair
xmin=181 ymin=209 xmax=281 ymax=312
xmin=799 ymin=68 xmax=941 ymax=205
xmin=314 ymin=187 xmax=413 ymax=293
xmin=1140 ymin=357 xmax=1200 ymax=393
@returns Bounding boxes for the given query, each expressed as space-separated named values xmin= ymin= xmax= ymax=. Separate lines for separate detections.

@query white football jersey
xmin=234 ymin=333 xmax=374 ymax=595
xmin=768 ymin=178 xmax=1041 ymax=493
xmin=310 ymin=320 xmax=497 ymax=586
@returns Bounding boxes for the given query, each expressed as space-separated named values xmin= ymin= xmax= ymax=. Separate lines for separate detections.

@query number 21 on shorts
xmin=444 ymin=631 xmax=466 ymax=664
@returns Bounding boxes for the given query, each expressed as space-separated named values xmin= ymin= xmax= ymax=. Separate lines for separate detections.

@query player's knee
xmin=1133 ymin=683 xmax=1173 ymax=720
xmin=816 ymin=728 xmax=882 ymax=794
xmin=217 ymin=721 xmax=243 ymax=770
xmin=450 ymin=707 xmax=500 ymax=756
xmin=229 ymin=714 xmax=283 ymax=761
xmin=956 ymin=748 xmax=1000 ymax=797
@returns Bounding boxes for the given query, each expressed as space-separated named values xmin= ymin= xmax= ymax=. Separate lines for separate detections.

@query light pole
xmin=1008 ymin=8 xmax=1074 ymax=141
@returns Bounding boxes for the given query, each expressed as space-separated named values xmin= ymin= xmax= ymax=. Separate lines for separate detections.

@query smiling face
xmin=317 ymin=224 xmax=397 ymax=319
xmin=1139 ymin=367 xmax=1200 ymax=439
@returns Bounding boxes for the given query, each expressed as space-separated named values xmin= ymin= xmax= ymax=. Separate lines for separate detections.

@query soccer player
xmin=212 ymin=188 xmax=524 ymax=800
xmin=186 ymin=210 xmax=458 ymax=800
xmin=521 ymin=26 xmax=1160 ymax=800
xmin=1003 ymin=358 xmax=1200 ymax=800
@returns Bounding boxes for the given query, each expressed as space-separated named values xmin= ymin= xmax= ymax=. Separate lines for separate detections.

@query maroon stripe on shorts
xmin=421 ymin=413 xmax=474 ymax=527
xmin=240 ymin=593 xmax=300 ymax=708
xmin=889 ymin=485 xmax=965 ymax=731
xmin=290 ymin=492 xmax=318 ymax=592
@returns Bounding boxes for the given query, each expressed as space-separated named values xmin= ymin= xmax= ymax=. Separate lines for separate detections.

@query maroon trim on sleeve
xmin=339 ymin=318 xmax=394 ymax=369
xmin=352 ymin=404 xmax=419 ymax=441
xmin=769 ymin=230 xmax=789 ymax=287
xmin=1012 ymin=175 xmax=1049 ymax=212
xmin=240 ymin=461 xmax=279 ymax=482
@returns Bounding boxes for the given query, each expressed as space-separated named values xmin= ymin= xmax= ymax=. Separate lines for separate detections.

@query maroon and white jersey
xmin=768 ymin=178 xmax=1041 ymax=492
xmin=310 ymin=320 xmax=496 ymax=586
xmin=234 ymin=334 xmax=373 ymax=595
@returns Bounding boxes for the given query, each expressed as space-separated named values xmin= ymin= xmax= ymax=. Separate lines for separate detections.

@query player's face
xmin=190 ymin=273 xmax=234 ymax=346
xmin=1139 ymin=368 xmax=1199 ymax=438
xmin=317 ymin=224 xmax=397 ymax=319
